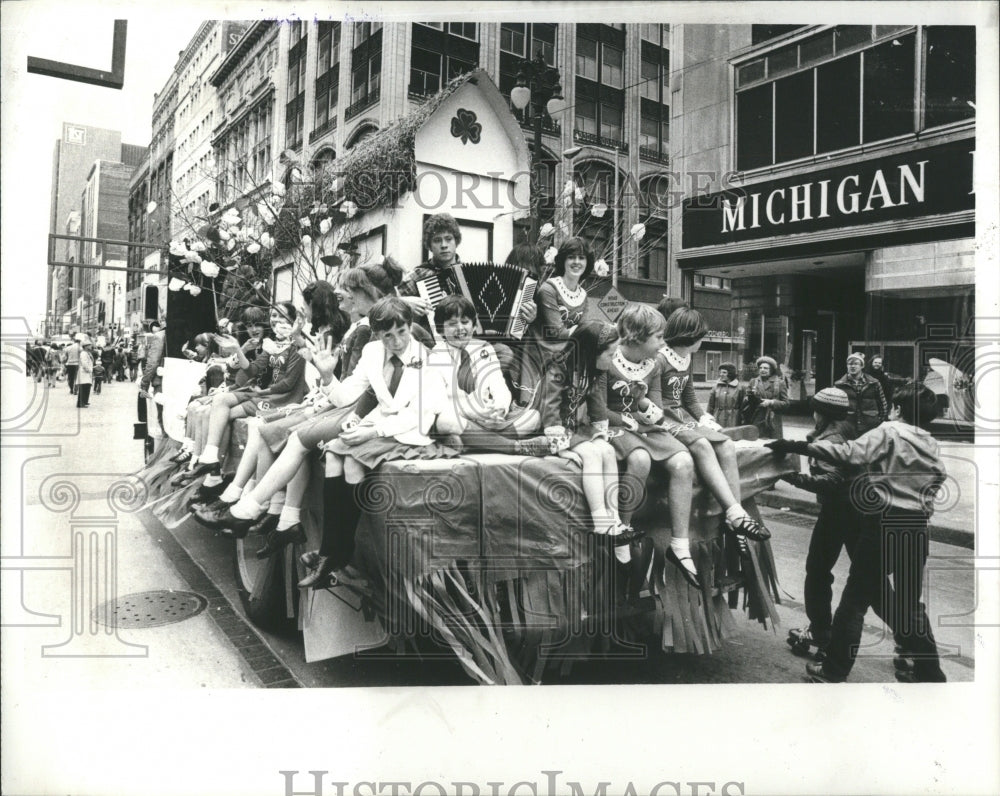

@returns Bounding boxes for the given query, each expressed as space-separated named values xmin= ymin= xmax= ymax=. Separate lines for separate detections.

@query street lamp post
xmin=510 ymin=55 xmax=566 ymax=244
xmin=107 ymin=280 xmax=121 ymax=334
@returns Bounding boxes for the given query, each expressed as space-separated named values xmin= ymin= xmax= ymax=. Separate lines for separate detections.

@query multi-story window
xmin=640 ymin=23 xmax=670 ymax=44
xmin=314 ymin=22 xmax=341 ymax=139
xmin=498 ymin=23 xmax=558 ymax=130
xmin=409 ymin=48 xmax=475 ymax=97
xmin=355 ymin=22 xmax=382 ymax=43
xmin=216 ymin=97 xmax=274 ymax=203
xmin=574 ymin=26 xmax=627 ymax=150
xmin=408 ymin=23 xmax=480 ymax=99
xmin=285 ymin=22 xmax=307 ymax=149
xmin=347 ymin=23 xmax=383 ymax=119
xmin=734 ymin=25 xmax=974 ymax=171
xmin=637 ymin=175 xmax=670 ymax=281
xmin=639 ymin=37 xmax=671 ymax=161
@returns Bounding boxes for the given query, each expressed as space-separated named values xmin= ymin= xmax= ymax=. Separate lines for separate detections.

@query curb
xmin=753 ymin=491 xmax=975 ymax=550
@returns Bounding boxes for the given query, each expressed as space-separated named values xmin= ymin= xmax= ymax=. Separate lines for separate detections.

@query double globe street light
xmin=509 ymin=55 xmax=566 ymax=244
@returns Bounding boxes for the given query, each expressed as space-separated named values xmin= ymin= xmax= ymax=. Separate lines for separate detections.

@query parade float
xmin=135 ymin=71 xmax=797 ymax=685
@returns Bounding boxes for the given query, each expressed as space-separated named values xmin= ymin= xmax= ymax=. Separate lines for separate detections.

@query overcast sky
xmin=0 ymin=4 xmax=215 ymax=332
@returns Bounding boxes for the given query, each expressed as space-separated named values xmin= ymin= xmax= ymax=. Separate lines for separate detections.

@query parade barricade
xmin=138 ymin=421 xmax=798 ymax=685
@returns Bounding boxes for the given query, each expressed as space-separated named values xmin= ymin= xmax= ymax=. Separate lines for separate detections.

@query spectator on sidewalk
xmin=744 ymin=355 xmax=788 ymax=438
xmin=866 ymin=355 xmax=893 ymax=409
xmin=64 ymin=336 xmax=81 ymax=395
xmin=707 ymin=362 xmax=745 ymax=429
xmin=836 ymin=352 xmax=888 ymax=436
xmin=77 ymin=338 xmax=94 ymax=408
xmin=92 ymin=348 xmax=105 ymax=394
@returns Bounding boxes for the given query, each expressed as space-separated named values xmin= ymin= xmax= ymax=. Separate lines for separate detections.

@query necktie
xmin=387 ymin=354 xmax=404 ymax=396
xmin=457 ymin=347 xmax=475 ymax=394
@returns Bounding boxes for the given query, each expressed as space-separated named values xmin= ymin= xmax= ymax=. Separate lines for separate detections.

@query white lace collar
xmin=658 ymin=345 xmax=690 ymax=371
xmin=550 ymin=276 xmax=587 ymax=306
xmin=612 ymin=347 xmax=655 ymax=380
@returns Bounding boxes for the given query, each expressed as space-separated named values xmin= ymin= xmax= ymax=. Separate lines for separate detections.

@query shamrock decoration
xmin=450 ymin=108 xmax=482 ymax=145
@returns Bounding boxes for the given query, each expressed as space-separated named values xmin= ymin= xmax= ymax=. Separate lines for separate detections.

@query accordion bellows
xmin=415 ymin=262 xmax=537 ymax=338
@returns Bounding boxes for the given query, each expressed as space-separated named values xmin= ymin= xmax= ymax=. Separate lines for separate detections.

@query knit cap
xmin=811 ymin=386 xmax=850 ymax=417
xmin=756 ymin=355 xmax=778 ymax=373
xmin=846 ymin=352 xmax=865 ymax=366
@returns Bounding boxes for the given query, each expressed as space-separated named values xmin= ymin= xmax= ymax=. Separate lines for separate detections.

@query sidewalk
xmin=2 ymin=376 xmax=272 ymax=689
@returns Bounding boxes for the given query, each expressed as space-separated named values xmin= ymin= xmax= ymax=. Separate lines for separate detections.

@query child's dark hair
xmin=663 ymin=305 xmax=708 ymax=347
xmin=892 ymin=382 xmax=940 ymax=428
xmin=617 ymin=303 xmax=664 ymax=345
xmin=505 ymin=243 xmax=546 ymax=279
xmin=553 ymin=237 xmax=595 ymax=279
xmin=302 ymin=281 xmax=339 ymax=330
xmin=423 ymin=213 xmax=462 ymax=252
xmin=434 ymin=294 xmax=477 ymax=334
xmin=656 ymin=296 xmax=688 ymax=325
xmin=369 ymin=296 xmax=413 ymax=333
xmin=567 ymin=321 xmax=619 ymax=382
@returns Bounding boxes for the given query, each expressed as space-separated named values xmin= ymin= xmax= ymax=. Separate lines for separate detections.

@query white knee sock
xmin=201 ymin=445 xmax=220 ymax=464
xmin=276 ymin=506 xmax=301 ymax=531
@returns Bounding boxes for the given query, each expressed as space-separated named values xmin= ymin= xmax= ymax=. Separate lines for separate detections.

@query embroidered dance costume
xmin=536 ymin=345 xmax=610 ymax=448
xmin=605 ymin=348 xmax=688 ymax=462
xmin=518 ymin=276 xmax=598 ymax=406
xmin=656 ymin=345 xmax=731 ymax=445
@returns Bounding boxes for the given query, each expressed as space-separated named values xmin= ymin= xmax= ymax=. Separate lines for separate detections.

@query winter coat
xmin=784 ymin=419 xmax=858 ymax=505
xmin=707 ymin=378 xmax=745 ymax=429
xmin=835 ymin=372 xmax=888 ymax=435
xmin=744 ymin=375 xmax=789 ymax=438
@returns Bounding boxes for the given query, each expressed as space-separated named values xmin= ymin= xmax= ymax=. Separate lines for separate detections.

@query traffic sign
xmin=597 ymin=286 xmax=627 ymax=323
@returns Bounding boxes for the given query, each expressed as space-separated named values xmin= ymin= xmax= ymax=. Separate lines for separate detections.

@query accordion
xmin=415 ymin=262 xmax=537 ymax=339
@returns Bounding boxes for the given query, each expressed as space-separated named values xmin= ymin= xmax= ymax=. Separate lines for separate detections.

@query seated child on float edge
xmin=427 ymin=294 xmax=547 ymax=454
xmin=655 ymin=300 xmax=772 ymax=544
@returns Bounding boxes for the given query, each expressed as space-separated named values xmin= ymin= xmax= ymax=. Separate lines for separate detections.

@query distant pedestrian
xmin=706 ymin=362 xmax=745 ymax=429
xmin=743 ymin=355 xmax=788 ymax=438
xmin=127 ymin=343 xmax=140 ymax=381
xmin=836 ymin=352 xmax=888 ymax=436
xmin=92 ymin=348 xmax=105 ymax=394
xmin=866 ymin=355 xmax=893 ymax=408
xmin=77 ymin=339 xmax=94 ymax=408
xmin=64 ymin=337 xmax=81 ymax=395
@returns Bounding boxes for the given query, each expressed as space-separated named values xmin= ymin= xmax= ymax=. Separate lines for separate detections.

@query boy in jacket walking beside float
xmin=768 ymin=383 xmax=948 ymax=683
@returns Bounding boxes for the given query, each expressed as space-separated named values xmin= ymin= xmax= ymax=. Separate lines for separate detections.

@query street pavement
xmin=3 ymin=375 xmax=262 ymax=689
xmin=2 ymin=373 xmax=978 ymax=688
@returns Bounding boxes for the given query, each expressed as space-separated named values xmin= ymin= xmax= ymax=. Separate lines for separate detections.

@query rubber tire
xmin=232 ymin=536 xmax=299 ymax=635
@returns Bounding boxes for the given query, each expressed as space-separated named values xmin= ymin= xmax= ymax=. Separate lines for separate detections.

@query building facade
xmin=671 ymin=24 xmax=975 ymax=392
xmin=48 ymin=123 xmax=126 ymax=334
xmin=77 ymin=159 xmax=146 ymax=335
xmin=259 ymin=21 xmax=675 ymax=301
xmin=127 ymin=67 xmax=179 ymax=329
